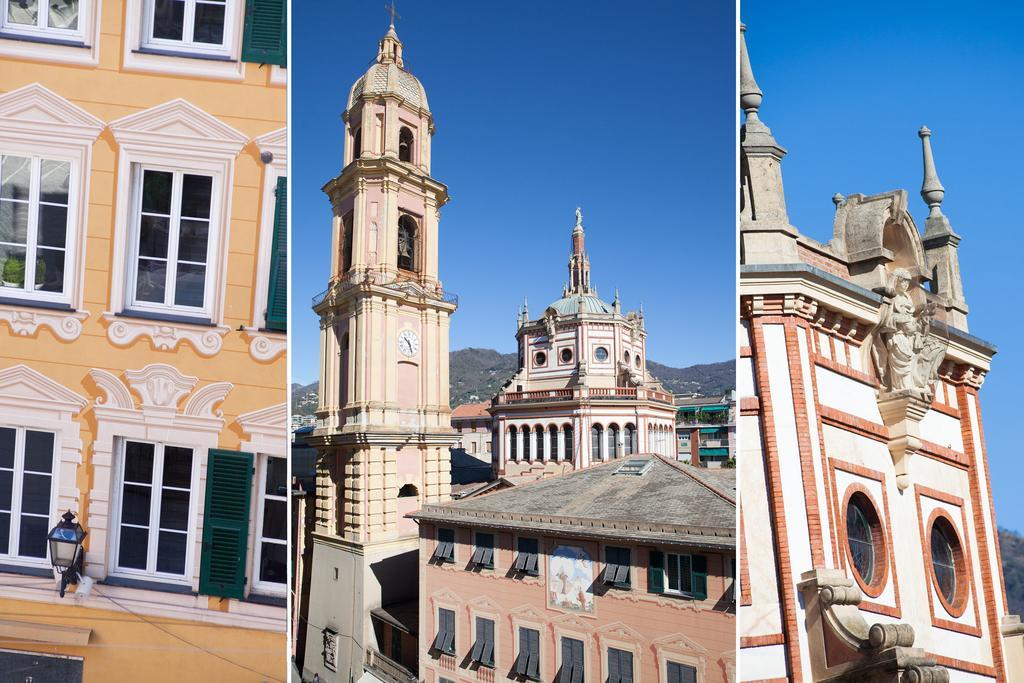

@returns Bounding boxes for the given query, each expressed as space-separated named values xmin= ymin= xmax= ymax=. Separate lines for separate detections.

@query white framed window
xmin=0 ymin=85 xmax=103 ymax=331
xmin=1 ymin=0 xmax=83 ymax=40
xmin=125 ymin=166 xmax=216 ymax=318
xmin=252 ymin=454 xmax=286 ymax=594
xmin=142 ymin=0 xmax=232 ymax=56
xmin=0 ymin=426 xmax=56 ymax=563
xmin=0 ymin=154 xmax=75 ymax=304
xmin=111 ymin=439 xmax=197 ymax=583
xmin=123 ymin=0 xmax=244 ymax=80
xmin=106 ymin=100 xmax=246 ymax=356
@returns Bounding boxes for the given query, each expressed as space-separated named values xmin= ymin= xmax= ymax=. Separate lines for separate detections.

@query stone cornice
xmin=323 ymin=156 xmax=448 ymax=205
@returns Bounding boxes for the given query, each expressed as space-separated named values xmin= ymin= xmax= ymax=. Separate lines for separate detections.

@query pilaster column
xmin=424 ymin=197 xmax=439 ymax=282
xmin=557 ymin=427 xmax=564 ymax=460
xmin=384 ymin=99 xmax=398 ymax=157
xmin=351 ymin=178 xmax=367 ymax=271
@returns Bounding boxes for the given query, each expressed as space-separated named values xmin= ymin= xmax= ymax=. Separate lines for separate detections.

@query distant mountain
xmin=1001 ymin=528 xmax=1024 ymax=615
xmin=292 ymin=349 xmax=734 ymax=416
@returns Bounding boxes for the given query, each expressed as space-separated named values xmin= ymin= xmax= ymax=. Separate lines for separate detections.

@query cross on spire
xmin=385 ymin=0 xmax=400 ymax=28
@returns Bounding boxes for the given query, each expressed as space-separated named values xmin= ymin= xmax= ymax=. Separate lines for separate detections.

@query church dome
xmin=347 ymin=26 xmax=429 ymax=112
xmin=547 ymin=293 xmax=615 ymax=315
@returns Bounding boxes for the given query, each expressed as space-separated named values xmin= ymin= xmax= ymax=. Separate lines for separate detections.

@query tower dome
xmin=346 ymin=25 xmax=429 ymax=112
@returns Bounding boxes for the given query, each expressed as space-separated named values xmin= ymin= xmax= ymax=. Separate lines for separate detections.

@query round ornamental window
xmin=534 ymin=351 xmax=547 ymax=367
xmin=928 ymin=514 xmax=967 ymax=615
xmin=846 ymin=496 xmax=875 ymax=584
xmin=634 ymin=354 xmax=641 ymax=368
xmin=595 ymin=347 xmax=609 ymax=362
xmin=624 ymin=351 xmax=630 ymax=364
xmin=560 ymin=348 xmax=573 ymax=363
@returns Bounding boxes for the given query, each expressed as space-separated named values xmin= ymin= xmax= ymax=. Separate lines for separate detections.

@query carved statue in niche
xmin=543 ymin=310 xmax=557 ymax=340
xmin=872 ymin=268 xmax=946 ymax=399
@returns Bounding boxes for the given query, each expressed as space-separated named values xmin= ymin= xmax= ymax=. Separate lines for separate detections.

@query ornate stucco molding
xmin=799 ymin=568 xmax=948 ymax=682
xmin=0 ymin=306 xmax=88 ymax=342
xmin=103 ymin=313 xmax=230 ymax=357
xmin=242 ymin=328 xmax=287 ymax=362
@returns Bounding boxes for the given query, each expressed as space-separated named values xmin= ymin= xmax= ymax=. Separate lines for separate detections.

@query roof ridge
xmin=655 ymin=454 xmax=736 ymax=505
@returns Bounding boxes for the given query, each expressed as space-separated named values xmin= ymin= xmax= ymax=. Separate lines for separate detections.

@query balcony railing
xmin=311 ymin=268 xmax=458 ymax=309
xmin=496 ymin=386 xmax=672 ymax=406
xmin=700 ymin=439 xmax=728 ymax=448
xmin=365 ymin=648 xmax=416 ymax=683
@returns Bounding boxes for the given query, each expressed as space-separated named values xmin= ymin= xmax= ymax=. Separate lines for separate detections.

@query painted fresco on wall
xmin=548 ymin=544 xmax=595 ymax=613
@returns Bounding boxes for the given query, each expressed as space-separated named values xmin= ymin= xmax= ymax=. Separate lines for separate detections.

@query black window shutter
xmin=242 ymin=0 xmax=287 ymax=66
xmin=621 ymin=650 xmax=633 ymax=683
xmin=471 ymin=617 xmax=484 ymax=662
xmin=648 ymin=550 xmax=665 ymax=593
xmin=668 ymin=662 xmax=696 ymax=683
xmin=198 ymin=449 xmax=254 ymax=599
xmin=265 ymin=176 xmax=287 ymax=331
xmin=528 ymin=629 xmax=540 ymax=679
xmin=515 ymin=628 xmax=529 ymax=676
xmin=608 ymin=648 xmax=621 ymax=683
xmin=559 ymin=638 xmax=573 ymax=683
xmin=571 ymin=639 xmax=584 ymax=683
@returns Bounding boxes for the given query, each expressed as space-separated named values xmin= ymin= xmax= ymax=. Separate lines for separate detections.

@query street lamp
xmin=47 ymin=511 xmax=86 ymax=598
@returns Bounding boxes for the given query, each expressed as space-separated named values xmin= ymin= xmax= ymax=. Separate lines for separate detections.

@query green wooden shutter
xmin=691 ymin=554 xmax=708 ymax=600
xmin=265 ymin=176 xmax=287 ymax=331
xmin=241 ymin=0 xmax=286 ymax=66
xmin=199 ymin=449 xmax=254 ymax=599
xmin=648 ymin=550 xmax=665 ymax=594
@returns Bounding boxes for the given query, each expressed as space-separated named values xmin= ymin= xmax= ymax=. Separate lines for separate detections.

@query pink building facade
xmin=411 ymin=455 xmax=736 ymax=683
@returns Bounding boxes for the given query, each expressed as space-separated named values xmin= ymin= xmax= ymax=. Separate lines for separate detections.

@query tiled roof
xmin=411 ymin=454 xmax=734 ymax=550
xmin=451 ymin=401 xmax=491 ymax=418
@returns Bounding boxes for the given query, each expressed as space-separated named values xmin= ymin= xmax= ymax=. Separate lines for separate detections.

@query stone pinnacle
xmin=919 ymin=126 xmax=945 ymax=218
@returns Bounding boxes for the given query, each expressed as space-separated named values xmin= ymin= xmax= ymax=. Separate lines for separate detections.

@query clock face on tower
xmin=397 ymin=329 xmax=420 ymax=358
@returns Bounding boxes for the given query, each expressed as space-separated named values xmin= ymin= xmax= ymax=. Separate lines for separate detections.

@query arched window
xmin=509 ymin=426 xmax=518 ymax=461
xmin=563 ymin=424 xmax=573 ymax=461
xmin=397 ymin=214 xmax=418 ymax=272
xmin=624 ymin=424 xmax=636 ymax=455
xmin=591 ymin=424 xmax=603 ymax=461
xmin=609 ymin=424 xmax=621 ymax=459
xmin=399 ymin=126 xmax=414 ymax=162
xmin=548 ymin=426 xmax=558 ymax=461
xmin=342 ymin=212 xmax=354 ymax=273
xmin=398 ymin=483 xmax=418 ymax=498
xmin=352 ymin=127 xmax=362 ymax=162
xmin=534 ymin=425 xmax=544 ymax=460
xmin=340 ymin=333 xmax=350 ymax=406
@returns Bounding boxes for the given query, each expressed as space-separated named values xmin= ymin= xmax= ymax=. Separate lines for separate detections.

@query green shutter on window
xmin=242 ymin=0 xmax=287 ymax=66
xmin=199 ymin=449 xmax=254 ymax=599
xmin=691 ymin=554 xmax=708 ymax=600
xmin=265 ymin=176 xmax=287 ymax=331
xmin=648 ymin=550 xmax=665 ymax=594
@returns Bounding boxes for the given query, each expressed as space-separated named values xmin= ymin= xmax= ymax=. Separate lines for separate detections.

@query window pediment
xmin=109 ymin=99 xmax=248 ymax=157
xmin=0 ymin=364 xmax=87 ymax=411
xmin=254 ymin=127 xmax=287 ymax=166
xmin=0 ymin=83 xmax=104 ymax=143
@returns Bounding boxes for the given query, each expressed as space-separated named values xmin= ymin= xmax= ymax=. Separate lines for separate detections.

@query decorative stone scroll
xmin=799 ymin=568 xmax=948 ymax=682
xmin=103 ymin=313 xmax=230 ymax=357
xmin=0 ymin=306 xmax=88 ymax=341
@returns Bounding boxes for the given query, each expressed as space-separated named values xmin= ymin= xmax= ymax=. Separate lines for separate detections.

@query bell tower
xmin=302 ymin=16 xmax=457 ymax=683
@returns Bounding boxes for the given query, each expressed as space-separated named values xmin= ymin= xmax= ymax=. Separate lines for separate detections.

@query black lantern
xmin=47 ymin=511 xmax=86 ymax=597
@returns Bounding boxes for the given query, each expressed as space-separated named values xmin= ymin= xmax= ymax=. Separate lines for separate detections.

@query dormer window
xmin=397 ymin=214 xmax=418 ymax=272
xmin=398 ymin=126 xmax=413 ymax=163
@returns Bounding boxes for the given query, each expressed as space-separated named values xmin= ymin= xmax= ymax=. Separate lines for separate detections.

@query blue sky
xmin=743 ymin=2 xmax=1024 ymax=531
xmin=291 ymin=1 xmax=736 ymax=384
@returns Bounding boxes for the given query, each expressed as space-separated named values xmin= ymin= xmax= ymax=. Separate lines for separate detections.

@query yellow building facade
xmin=0 ymin=0 xmax=287 ymax=680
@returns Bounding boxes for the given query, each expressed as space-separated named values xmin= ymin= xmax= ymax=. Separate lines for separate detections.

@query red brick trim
xmin=784 ymin=320 xmax=826 ymax=568
xmin=806 ymin=333 xmax=841 ymax=564
xmin=828 ymin=460 xmax=902 ymax=618
xmin=957 ymin=385 xmax=1007 ymax=677
xmin=812 ymin=354 xmax=878 ymax=388
xmin=740 ymin=510 xmax=752 ymax=606
xmin=929 ymin=399 xmax=961 ymax=419
xmin=739 ymin=345 xmax=752 ymax=358
xmin=933 ymin=651 xmax=995 ymax=679
xmin=740 ymin=634 xmax=785 ymax=648
xmin=740 ymin=396 xmax=761 ymax=414
xmin=968 ymin=389 xmax=1011 ymax=614
xmin=818 ymin=406 xmax=888 ymax=442
xmin=749 ymin=318 xmax=804 ymax=683
xmin=926 ymin=508 xmax=971 ymax=619
xmin=918 ymin=440 xmax=970 ymax=469
xmin=914 ymin=486 xmax=983 ymax=638
xmin=928 ymin=654 xmax=996 ymax=678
